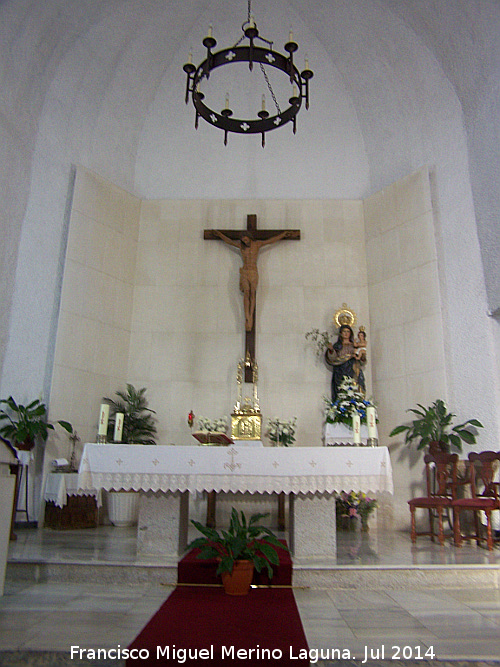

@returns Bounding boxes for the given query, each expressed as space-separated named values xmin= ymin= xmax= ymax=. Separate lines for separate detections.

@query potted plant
xmin=389 ymin=399 xmax=483 ymax=454
xmin=105 ymin=384 xmax=157 ymax=444
xmin=0 ymin=396 xmax=72 ymax=451
xmin=187 ymin=508 xmax=288 ymax=595
xmin=104 ymin=384 xmax=157 ymax=526
xmin=334 ymin=490 xmax=378 ymax=532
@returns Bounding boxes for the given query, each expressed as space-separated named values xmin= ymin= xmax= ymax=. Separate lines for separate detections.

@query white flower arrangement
xmin=324 ymin=377 xmax=375 ymax=426
xmin=266 ymin=417 xmax=297 ymax=447
xmin=197 ymin=416 xmax=229 ymax=433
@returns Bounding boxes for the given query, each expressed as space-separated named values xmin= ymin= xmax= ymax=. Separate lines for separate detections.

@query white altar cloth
xmin=44 ymin=472 xmax=101 ymax=508
xmin=78 ymin=443 xmax=393 ymax=496
xmin=78 ymin=444 xmax=393 ymax=559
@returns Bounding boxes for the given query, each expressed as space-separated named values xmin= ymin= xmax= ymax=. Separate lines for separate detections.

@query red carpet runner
xmin=127 ymin=541 xmax=309 ymax=666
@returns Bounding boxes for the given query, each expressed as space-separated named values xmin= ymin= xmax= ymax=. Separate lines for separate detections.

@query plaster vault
xmin=0 ymin=0 xmax=499 ymax=526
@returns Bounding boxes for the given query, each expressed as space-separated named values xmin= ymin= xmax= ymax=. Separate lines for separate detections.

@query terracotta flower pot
xmin=428 ymin=440 xmax=448 ymax=456
xmin=221 ymin=560 xmax=254 ymax=596
xmin=16 ymin=437 xmax=34 ymax=451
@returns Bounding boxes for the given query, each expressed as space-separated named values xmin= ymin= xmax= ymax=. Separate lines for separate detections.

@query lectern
xmin=0 ymin=439 xmax=17 ymax=595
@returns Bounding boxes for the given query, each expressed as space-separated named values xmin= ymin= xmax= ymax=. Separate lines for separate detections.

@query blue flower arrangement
xmin=324 ymin=377 xmax=375 ymax=426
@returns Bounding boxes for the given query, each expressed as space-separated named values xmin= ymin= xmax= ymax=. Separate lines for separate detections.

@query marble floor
xmin=2 ymin=526 xmax=500 ymax=664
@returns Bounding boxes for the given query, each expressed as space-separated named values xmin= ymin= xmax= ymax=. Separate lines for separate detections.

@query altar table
xmin=44 ymin=472 xmax=101 ymax=508
xmin=78 ymin=444 xmax=393 ymax=560
xmin=43 ymin=472 xmax=100 ymax=530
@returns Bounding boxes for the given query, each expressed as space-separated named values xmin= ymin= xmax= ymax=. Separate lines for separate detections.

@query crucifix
xmin=204 ymin=214 xmax=300 ymax=381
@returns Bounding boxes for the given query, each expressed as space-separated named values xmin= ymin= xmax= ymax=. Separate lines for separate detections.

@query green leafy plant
xmin=0 ymin=396 xmax=72 ymax=450
xmin=187 ymin=508 xmax=287 ymax=578
xmin=105 ymin=383 xmax=157 ymax=445
xmin=389 ymin=399 xmax=483 ymax=453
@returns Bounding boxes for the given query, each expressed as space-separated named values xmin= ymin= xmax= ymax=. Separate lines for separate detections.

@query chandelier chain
xmin=260 ymin=62 xmax=281 ymax=115
xmin=232 ymin=33 xmax=246 ymax=48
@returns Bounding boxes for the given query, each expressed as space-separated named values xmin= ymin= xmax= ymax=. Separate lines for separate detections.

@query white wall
xmin=365 ymin=168 xmax=446 ymax=527
xmin=47 ymin=168 xmax=140 ymax=469
xmin=1 ymin=1 xmax=499 ymax=531
xmin=47 ymin=173 xmax=370 ymax=456
xmin=130 ymin=198 xmax=369 ymax=447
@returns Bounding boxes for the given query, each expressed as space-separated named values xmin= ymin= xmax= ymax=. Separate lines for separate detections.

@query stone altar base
xmin=289 ymin=492 xmax=337 ymax=561
xmin=137 ymin=490 xmax=189 ymax=557
xmin=136 ymin=490 xmax=337 ymax=561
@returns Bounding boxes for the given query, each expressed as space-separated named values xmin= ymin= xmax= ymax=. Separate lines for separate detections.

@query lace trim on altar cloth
xmin=78 ymin=471 xmax=393 ymax=496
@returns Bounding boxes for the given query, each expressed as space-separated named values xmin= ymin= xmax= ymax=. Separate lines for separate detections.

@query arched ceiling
xmin=2 ymin=0 xmax=498 ymax=183
xmin=1 ymin=0 xmax=500 ymax=306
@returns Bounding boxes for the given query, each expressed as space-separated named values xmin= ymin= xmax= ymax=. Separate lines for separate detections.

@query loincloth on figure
xmin=239 ymin=266 xmax=258 ymax=292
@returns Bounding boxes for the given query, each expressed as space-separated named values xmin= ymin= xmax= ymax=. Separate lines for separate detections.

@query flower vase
xmin=107 ymin=490 xmax=139 ymax=527
xmin=337 ymin=516 xmax=356 ymax=531
xmin=360 ymin=516 xmax=369 ymax=532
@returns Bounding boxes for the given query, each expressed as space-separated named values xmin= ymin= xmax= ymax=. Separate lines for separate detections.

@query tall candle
xmin=113 ymin=413 xmax=124 ymax=442
xmin=98 ymin=404 xmax=109 ymax=436
xmin=367 ymin=406 xmax=377 ymax=438
xmin=352 ymin=412 xmax=361 ymax=444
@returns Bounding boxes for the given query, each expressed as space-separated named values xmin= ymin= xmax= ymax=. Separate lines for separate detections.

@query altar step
xmin=7 ymin=558 xmax=500 ymax=591
xmin=7 ymin=525 xmax=500 ymax=590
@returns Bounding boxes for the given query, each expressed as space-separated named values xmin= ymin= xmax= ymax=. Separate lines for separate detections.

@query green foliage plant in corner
xmin=0 ymin=396 xmax=73 ymax=451
xmin=389 ymin=398 xmax=483 ymax=454
xmin=105 ymin=383 xmax=157 ymax=445
xmin=187 ymin=507 xmax=287 ymax=579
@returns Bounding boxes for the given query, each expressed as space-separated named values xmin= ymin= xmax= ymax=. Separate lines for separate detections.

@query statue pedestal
xmin=324 ymin=422 xmax=371 ymax=446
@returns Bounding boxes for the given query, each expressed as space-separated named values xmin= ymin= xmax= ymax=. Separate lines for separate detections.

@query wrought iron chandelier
xmin=182 ymin=1 xmax=313 ymax=147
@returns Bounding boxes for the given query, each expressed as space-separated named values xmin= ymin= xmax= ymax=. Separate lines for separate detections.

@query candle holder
xmin=96 ymin=434 xmax=107 ymax=444
xmin=68 ymin=431 xmax=80 ymax=471
xmin=366 ymin=437 xmax=378 ymax=447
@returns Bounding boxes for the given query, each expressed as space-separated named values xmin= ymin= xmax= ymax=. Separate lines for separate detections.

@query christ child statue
xmin=354 ymin=328 xmax=367 ymax=362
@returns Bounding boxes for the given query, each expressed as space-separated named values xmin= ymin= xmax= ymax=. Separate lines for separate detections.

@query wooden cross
xmin=204 ymin=214 xmax=300 ymax=382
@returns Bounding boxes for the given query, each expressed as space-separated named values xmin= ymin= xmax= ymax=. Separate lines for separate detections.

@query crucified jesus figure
xmin=213 ymin=229 xmax=293 ymax=331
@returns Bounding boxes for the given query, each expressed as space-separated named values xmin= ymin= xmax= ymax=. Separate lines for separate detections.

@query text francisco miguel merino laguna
xmin=71 ymin=644 xmax=437 ymax=662
xmin=70 ymin=644 xmax=362 ymax=662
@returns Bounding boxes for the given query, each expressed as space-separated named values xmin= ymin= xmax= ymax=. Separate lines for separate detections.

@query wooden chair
xmin=452 ymin=450 xmax=500 ymax=550
xmin=408 ymin=452 xmax=459 ymax=545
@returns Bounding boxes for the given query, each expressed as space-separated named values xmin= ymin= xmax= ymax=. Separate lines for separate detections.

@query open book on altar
xmin=192 ymin=432 xmax=234 ymax=446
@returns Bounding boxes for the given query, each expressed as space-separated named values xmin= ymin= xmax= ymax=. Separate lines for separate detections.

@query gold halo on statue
xmin=333 ymin=303 xmax=357 ymax=330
